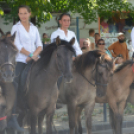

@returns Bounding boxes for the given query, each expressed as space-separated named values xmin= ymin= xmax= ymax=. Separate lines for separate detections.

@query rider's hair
xmin=96 ymin=38 xmax=105 ymax=48
xmin=18 ymin=5 xmax=31 ymax=13
xmin=59 ymin=13 xmax=71 ymax=20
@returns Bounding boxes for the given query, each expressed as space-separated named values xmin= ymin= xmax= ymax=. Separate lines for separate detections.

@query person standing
xmin=88 ymin=29 xmax=95 ymax=50
xmin=95 ymin=33 xmax=101 ymax=46
xmin=10 ymin=5 xmax=42 ymax=131
xmin=51 ymin=13 xmax=82 ymax=57
xmin=96 ymin=39 xmax=112 ymax=58
xmin=108 ymin=32 xmax=129 ymax=61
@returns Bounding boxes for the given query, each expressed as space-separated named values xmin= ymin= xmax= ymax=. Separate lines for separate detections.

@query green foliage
xmin=0 ymin=0 xmax=134 ymax=26
xmin=124 ymin=103 xmax=134 ymax=115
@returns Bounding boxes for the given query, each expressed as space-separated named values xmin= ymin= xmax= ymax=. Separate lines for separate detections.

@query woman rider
xmin=10 ymin=5 xmax=42 ymax=131
xmin=51 ymin=13 xmax=82 ymax=57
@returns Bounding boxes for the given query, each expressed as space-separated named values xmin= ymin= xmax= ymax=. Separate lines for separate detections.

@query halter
xmin=0 ymin=62 xmax=15 ymax=71
xmin=78 ymin=63 xmax=109 ymax=87
xmin=0 ymin=116 xmax=7 ymax=121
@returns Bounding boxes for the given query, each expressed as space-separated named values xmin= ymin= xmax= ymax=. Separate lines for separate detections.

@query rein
xmin=0 ymin=116 xmax=7 ymax=121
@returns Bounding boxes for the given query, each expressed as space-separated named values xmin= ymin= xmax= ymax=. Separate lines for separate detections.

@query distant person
xmin=6 ymin=31 xmax=11 ymax=37
xmin=88 ymin=29 xmax=95 ymax=50
xmin=108 ymin=32 xmax=129 ymax=61
xmin=95 ymin=33 xmax=100 ymax=46
xmin=81 ymin=38 xmax=91 ymax=53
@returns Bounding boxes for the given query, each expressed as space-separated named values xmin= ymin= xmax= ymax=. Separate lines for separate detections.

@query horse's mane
xmin=36 ymin=40 xmax=76 ymax=71
xmin=114 ymin=60 xmax=133 ymax=73
xmin=0 ymin=37 xmax=18 ymax=52
xmin=74 ymin=50 xmax=113 ymax=73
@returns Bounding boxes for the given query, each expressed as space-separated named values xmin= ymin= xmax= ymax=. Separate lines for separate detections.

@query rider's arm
xmin=33 ymin=27 xmax=43 ymax=57
xmin=72 ymin=32 xmax=82 ymax=56
xmin=11 ymin=25 xmax=31 ymax=56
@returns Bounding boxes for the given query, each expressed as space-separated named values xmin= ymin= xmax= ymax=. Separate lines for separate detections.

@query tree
xmin=0 ymin=0 xmax=134 ymax=26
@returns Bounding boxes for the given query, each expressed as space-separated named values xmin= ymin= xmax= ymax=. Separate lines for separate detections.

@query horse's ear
xmin=8 ymin=32 xmax=16 ymax=42
xmin=69 ymin=37 xmax=75 ymax=45
xmin=99 ymin=55 xmax=105 ymax=63
xmin=56 ymin=36 xmax=61 ymax=46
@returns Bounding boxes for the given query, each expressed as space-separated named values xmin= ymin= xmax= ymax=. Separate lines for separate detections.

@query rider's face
xmin=18 ymin=8 xmax=31 ymax=23
xmin=59 ymin=15 xmax=70 ymax=29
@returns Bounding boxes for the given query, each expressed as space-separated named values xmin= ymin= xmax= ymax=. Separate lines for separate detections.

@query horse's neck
xmin=45 ymin=52 xmax=61 ymax=80
xmin=113 ymin=66 xmax=134 ymax=88
xmin=83 ymin=66 xmax=95 ymax=81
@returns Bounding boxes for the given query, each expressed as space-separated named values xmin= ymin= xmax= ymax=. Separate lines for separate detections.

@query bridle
xmin=0 ymin=116 xmax=7 ymax=121
xmin=0 ymin=62 xmax=15 ymax=71
xmin=78 ymin=63 xmax=110 ymax=87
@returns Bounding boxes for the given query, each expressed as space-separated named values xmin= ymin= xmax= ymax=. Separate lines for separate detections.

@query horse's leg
xmin=118 ymin=101 xmax=126 ymax=134
xmin=46 ymin=106 xmax=55 ymax=134
xmin=38 ymin=109 xmax=46 ymax=134
xmin=67 ymin=102 xmax=76 ymax=134
xmin=109 ymin=101 xmax=125 ymax=134
xmin=109 ymin=107 xmax=116 ymax=134
xmin=84 ymin=102 xmax=95 ymax=134
xmin=30 ymin=112 xmax=38 ymax=134
xmin=75 ymin=107 xmax=83 ymax=134
xmin=17 ymin=111 xmax=26 ymax=134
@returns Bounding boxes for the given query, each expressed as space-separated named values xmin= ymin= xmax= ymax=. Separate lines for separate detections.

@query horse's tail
xmin=109 ymin=107 xmax=115 ymax=131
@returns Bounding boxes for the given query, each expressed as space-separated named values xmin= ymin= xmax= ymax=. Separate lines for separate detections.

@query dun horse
xmin=96 ymin=60 xmax=134 ymax=134
xmin=57 ymin=51 xmax=114 ymax=134
xmin=18 ymin=37 xmax=76 ymax=134
xmin=0 ymin=34 xmax=18 ymax=133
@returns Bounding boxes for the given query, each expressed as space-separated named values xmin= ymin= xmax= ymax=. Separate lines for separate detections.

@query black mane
xmin=114 ymin=60 xmax=133 ymax=73
xmin=74 ymin=50 xmax=113 ymax=74
xmin=74 ymin=50 xmax=101 ymax=73
xmin=36 ymin=40 xmax=76 ymax=71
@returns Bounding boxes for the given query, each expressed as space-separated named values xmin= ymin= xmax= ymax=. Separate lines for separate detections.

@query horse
xmin=57 ymin=50 xmax=114 ymax=134
xmin=95 ymin=60 xmax=134 ymax=134
xmin=0 ymin=34 xmax=18 ymax=133
xmin=17 ymin=37 xmax=76 ymax=134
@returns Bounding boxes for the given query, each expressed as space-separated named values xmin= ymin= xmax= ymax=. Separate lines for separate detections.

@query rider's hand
xmin=26 ymin=57 xmax=32 ymax=63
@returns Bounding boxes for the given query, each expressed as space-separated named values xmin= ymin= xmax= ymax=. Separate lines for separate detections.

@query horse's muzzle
xmin=64 ymin=75 xmax=73 ymax=83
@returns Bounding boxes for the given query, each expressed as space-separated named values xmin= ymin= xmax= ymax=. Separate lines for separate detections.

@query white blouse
xmin=131 ymin=27 xmax=134 ymax=52
xmin=51 ymin=28 xmax=82 ymax=56
xmin=11 ymin=21 xmax=42 ymax=63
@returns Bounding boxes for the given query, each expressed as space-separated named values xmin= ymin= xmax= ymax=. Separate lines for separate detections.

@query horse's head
xmin=95 ymin=54 xmax=114 ymax=97
xmin=0 ymin=33 xmax=18 ymax=82
xmin=56 ymin=37 xmax=76 ymax=83
xmin=0 ymin=87 xmax=7 ymax=131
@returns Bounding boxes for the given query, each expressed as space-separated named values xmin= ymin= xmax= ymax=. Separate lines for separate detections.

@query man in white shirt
xmin=89 ymin=29 xmax=95 ymax=50
xmin=51 ymin=13 xmax=82 ymax=57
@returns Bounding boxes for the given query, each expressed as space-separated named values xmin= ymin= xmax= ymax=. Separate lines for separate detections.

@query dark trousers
xmin=12 ymin=62 xmax=26 ymax=114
